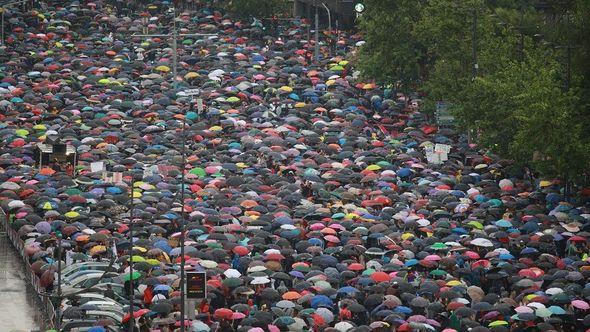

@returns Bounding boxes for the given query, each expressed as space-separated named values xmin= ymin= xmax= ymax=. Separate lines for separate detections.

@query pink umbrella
xmin=572 ymin=300 xmax=590 ymax=310
xmin=407 ymin=315 xmax=427 ymax=322
xmin=464 ymin=251 xmax=480 ymax=260
xmin=424 ymin=254 xmax=441 ymax=261
xmin=232 ymin=312 xmax=246 ymax=319
xmin=324 ymin=235 xmax=340 ymax=243
xmin=515 ymin=306 xmax=534 ymax=313
xmin=309 ymin=223 xmax=325 ymax=230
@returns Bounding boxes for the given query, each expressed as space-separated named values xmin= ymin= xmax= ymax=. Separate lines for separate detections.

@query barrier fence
xmin=0 ymin=209 xmax=56 ymax=329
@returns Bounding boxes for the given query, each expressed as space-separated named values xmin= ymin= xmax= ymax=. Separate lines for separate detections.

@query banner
xmin=186 ymin=271 xmax=207 ymax=299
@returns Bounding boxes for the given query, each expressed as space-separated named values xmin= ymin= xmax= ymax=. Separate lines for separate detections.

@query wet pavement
xmin=0 ymin=233 xmax=44 ymax=331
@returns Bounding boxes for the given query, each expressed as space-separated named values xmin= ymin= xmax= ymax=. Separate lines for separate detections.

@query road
xmin=0 ymin=234 xmax=44 ymax=331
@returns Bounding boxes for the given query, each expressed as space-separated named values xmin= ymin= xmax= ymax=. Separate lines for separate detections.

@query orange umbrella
xmin=282 ymin=291 xmax=301 ymax=300
xmin=39 ymin=167 xmax=55 ymax=176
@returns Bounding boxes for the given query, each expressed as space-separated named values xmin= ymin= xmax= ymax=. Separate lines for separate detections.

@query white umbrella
xmin=315 ymin=307 xmax=334 ymax=323
xmin=470 ymin=238 xmax=493 ymax=247
xmin=288 ymin=317 xmax=308 ymax=332
xmin=224 ymin=269 xmax=241 ymax=278
xmin=8 ymin=200 xmax=25 ymax=209
xmin=251 ymin=276 xmax=271 ymax=285
xmin=276 ymin=300 xmax=296 ymax=309
xmin=334 ymin=321 xmax=355 ymax=332
xmin=191 ymin=320 xmax=210 ymax=332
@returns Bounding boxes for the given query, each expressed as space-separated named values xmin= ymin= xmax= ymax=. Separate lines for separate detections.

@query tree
xmin=356 ymin=0 xmax=590 ymax=180
xmin=223 ymin=0 xmax=290 ymax=20
xmin=356 ymin=0 xmax=427 ymax=90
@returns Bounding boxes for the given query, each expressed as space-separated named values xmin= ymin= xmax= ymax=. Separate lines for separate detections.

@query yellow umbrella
xmin=146 ymin=259 xmax=160 ymax=266
xmin=89 ymin=245 xmax=107 ymax=256
xmin=65 ymin=211 xmax=80 ymax=219
xmin=184 ymin=72 xmax=199 ymax=79
xmin=155 ymin=65 xmax=170 ymax=72
xmin=279 ymin=86 xmax=293 ymax=93
xmin=401 ymin=233 xmax=415 ymax=241
xmin=130 ymin=255 xmax=146 ymax=263
xmin=209 ymin=125 xmax=223 ymax=131
xmin=365 ymin=165 xmax=381 ymax=171
xmin=294 ymin=102 xmax=306 ymax=108
xmin=133 ymin=246 xmax=148 ymax=253
xmin=539 ymin=180 xmax=551 ymax=187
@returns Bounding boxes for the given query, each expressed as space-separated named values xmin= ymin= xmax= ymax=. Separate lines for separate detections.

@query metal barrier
xmin=0 ymin=209 xmax=56 ymax=329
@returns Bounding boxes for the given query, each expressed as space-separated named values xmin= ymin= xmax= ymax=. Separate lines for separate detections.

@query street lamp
xmin=132 ymin=7 xmax=214 ymax=331
xmin=127 ymin=175 xmax=136 ymax=331
xmin=55 ymin=232 xmax=62 ymax=331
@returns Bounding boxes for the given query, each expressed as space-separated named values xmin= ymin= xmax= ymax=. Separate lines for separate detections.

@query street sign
xmin=196 ymin=98 xmax=204 ymax=113
xmin=355 ymin=3 xmax=365 ymax=13
xmin=177 ymin=89 xmax=200 ymax=97
xmin=186 ymin=271 xmax=207 ymax=299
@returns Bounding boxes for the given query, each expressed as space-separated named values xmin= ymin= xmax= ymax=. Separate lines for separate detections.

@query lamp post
xmin=132 ymin=7 xmax=214 ymax=331
xmin=127 ymin=176 xmax=135 ymax=332
xmin=55 ymin=233 xmax=62 ymax=330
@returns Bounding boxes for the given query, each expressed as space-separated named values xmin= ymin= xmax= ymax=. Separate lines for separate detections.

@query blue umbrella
xmin=397 ymin=168 xmax=412 ymax=178
xmin=106 ymin=186 xmax=123 ymax=194
xmin=338 ymin=286 xmax=360 ymax=294
xmin=154 ymin=284 xmax=172 ymax=292
xmin=495 ymin=219 xmax=513 ymax=228
xmin=393 ymin=306 xmax=412 ymax=314
xmin=405 ymin=259 xmax=419 ymax=267
xmin=520 ymin=247 xmax=538 ymax=255
xmin=548 ymin=305 xmax=566 ymax=315
xmin=311 ymin=295 xmax=333 ymax=308
xmin=88 ymin=327 xmax=106 ymax=332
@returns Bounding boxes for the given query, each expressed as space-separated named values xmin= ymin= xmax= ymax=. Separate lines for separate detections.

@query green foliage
xmin=223 ymin=0 xmax=290 ymax=19
xmin=356 ymin=0 xmax=426 ymax=88
xmin=356 ymin=0 xmax=590 ymax=180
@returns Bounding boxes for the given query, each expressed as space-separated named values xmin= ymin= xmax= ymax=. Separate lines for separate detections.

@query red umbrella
xmin=133 ymin=308 xmax=151 ymax=318
xmin=214 ymin=308 xmax=234 ymax=320
xmin=370 ymin=271 xmax=391 ymax=283
xmin=348 ymin=263 xmax=364 ymax=271
xmin=569 ymin=235 xmax=586 ymax=242
xmin=232 ymin=246 xmax=250 ymax=256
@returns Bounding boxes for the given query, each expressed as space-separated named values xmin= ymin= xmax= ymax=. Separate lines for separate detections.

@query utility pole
xmin=132 ymin=7 xmax=215 ymax=331
xmin=472 ymin=9 xmax=478 ymax=80
xmin=321 ymin=3 xmax=331 ymax=57
xmin=314 ymin=0 xmax=319 ymax=63
xmin=128 ymin=177 xmax=135 ymax=332
xmin=55 ymin=233 xmax=62 ymax=331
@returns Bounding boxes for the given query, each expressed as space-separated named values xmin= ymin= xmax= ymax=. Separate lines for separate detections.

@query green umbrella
xmin=130 ymin=255 xmax=146 ymax=263
xmin=189 ymin=167 xmax=206 ymax=177
xmin=123 ymin=271 xmax=142 ymax=281
xmin=64 ymin=188 xmax=83 ymax=196
xmin=535 ymin=308 xmax=552 ymax=318
xmin=226 ymin=96 xmax=241 ymax=103
xmin=15 ymin=129 xmax=29 ymax=137
xmin=222 ymin=277 xmax=243 ymax=288
xmin=430 ymin=242 xmax=448 ymax=250
xmin=430 ymin=269 xmax=447 ymax=276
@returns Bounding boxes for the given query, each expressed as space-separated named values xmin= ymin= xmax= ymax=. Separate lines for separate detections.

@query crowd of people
xmin=1 ymin=0 xmax=590 ymax=331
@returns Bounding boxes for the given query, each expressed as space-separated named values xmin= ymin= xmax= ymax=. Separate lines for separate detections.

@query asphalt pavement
xmin=0 ymin=233 xmax=43 ymax=331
